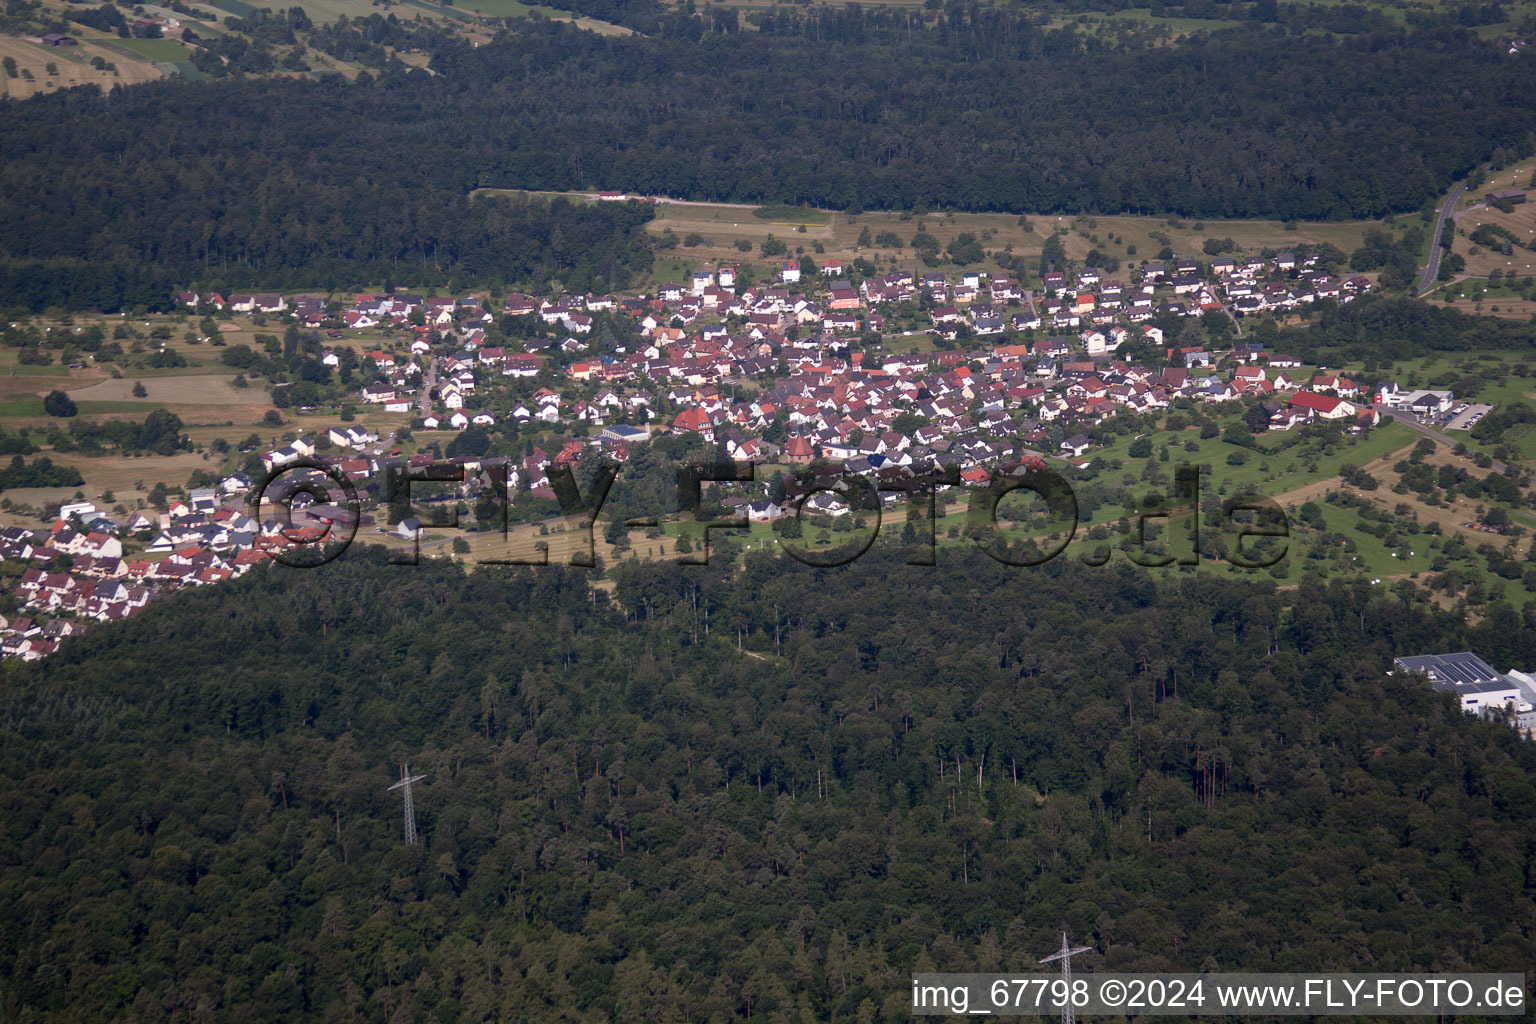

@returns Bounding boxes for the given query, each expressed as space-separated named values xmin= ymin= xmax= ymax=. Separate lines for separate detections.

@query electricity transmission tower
xmin=387 ymin=763 xmax=428 ymax=845
xmin=1039 ymin=931 xmax=1094 ymax=1024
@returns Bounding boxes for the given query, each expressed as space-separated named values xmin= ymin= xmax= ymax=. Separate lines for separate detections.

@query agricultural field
xmin=69 ymin=374 xmax=248 ymax=405
xmin=295 ymin=0 xmax=439 ymax=22
xmin=1085 ymin=420 xmax=1418 ymax=512
xmin=0 ymin=35 xmax=161 ymax=98
xmin=562 ymin=14 xmax=635 ymax=33
xmin=12 ymin=0 xmax=508 ymax=88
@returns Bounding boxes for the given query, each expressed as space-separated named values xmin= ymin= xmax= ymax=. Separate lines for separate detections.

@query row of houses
xmin=0 ymin=472 xmax=370 ymax=661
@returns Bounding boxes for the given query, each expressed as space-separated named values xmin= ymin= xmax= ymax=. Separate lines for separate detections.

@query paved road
xmin=420 ymin=356 xmax=437 ymax=418
xmin=1217 ymin=297 xmax=1244 ymax=338
xmin=1418 ymin=178 xmax=1468 ymax=294
xmin=648 ymin=197 xmax=766 ymax=212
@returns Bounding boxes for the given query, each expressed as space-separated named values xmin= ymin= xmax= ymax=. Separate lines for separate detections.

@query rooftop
xmin=1393 ymin=652 xmax=1501 ymax=687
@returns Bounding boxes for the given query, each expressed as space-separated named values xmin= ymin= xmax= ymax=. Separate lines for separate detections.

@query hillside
xmin=0 ymin=548 xmax=1533 ymax=1021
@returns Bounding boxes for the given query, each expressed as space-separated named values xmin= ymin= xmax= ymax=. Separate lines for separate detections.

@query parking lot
xmin=1445 ymin=403 xmax=1493 ymax=431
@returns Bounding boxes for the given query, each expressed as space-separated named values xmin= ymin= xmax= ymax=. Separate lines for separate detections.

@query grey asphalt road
xmin=1419 ymin=179 xmax=1468 ymax=293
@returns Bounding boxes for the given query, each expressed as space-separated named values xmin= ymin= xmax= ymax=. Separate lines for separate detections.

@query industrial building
xmin=1393 ymin=652 xmax=1534 ymax=732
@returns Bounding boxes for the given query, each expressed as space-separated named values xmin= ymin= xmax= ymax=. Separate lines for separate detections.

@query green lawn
xmin=246 ymin=0 xmax=381 ymax=21
xmin=0 ymin=363 xmax=72 ymax=377
xmin=1213 ymin=420 xmax=1414 ymax=495
xmin=0 ymin=399 xmax=163 ymax=418
xmin=107 ymin=37 xmax=192 ymax=61
xmin=399 ymin=0 xmax=478 ymax=19
xmin=1304 ymin=501 xmax=1434 ymax=578
xmin=450 ymin=0 xmax=570 ymax=15
xmin=1079 ymin=419 xmax=1414 ymax=524
xmin=649 ymin=257 xmax=692 ymax=286
xmin=1099 ymin=8 xmax=1247 ymax=33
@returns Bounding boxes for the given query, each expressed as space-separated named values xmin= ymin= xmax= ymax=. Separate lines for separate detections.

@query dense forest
xmin=0 ymin=138 xmax=655 ymax=312
xmin=1 ymin=19 xmax=1534 ymax=310
xmin=0 ymin=547 xmax=1533 ymax=1021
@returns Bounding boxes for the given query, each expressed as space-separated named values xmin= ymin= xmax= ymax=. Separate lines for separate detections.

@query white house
xmin=328 ymin=426 xmax=377 ymax=449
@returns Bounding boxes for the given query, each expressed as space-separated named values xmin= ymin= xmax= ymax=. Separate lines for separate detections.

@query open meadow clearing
xmin=69 ymin=374 xmax=253 ymax=406
xmin=636 ymin=197 xmax=1389 ymax=286
xmin=473 ymin=190 xmax=1387 ymax=286
xmin=1435 ymin=292 xmax=1536 ymax=320
xmin=1446 ymin=159 xmax=1536 ymax=281
xmin=0 ymin=370 xmax=276 ymax=427
xmin=443 ymin=517 xmax=612 ymax=566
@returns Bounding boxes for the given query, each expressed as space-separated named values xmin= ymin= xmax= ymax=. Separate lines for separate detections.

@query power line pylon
xmin=1039 ymin=931 xmax=1094 ymax=1024
xmin=387 ymin=763 xmax=428 ymax=845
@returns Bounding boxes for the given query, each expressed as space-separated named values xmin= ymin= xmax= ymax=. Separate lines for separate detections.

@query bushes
xmin=42 ymin=390 xmax=76 ymax=417
xmin=147 ymin=348 xmax=187 ymax=368
xmin=1340 ymin=463 xmax=1380 ymax=490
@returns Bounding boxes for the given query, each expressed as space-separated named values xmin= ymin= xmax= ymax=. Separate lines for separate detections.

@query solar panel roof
xmin=1393 ymin=652 xmax=1501 ymax=686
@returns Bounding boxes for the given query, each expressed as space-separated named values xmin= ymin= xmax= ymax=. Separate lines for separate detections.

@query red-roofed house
xmin=672 ymin=407 xmax=715 ymax=441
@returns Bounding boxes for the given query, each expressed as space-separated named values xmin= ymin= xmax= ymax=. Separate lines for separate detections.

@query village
xmin=206 ymin=246 xmax=1388 ymax=465
xmin=2 ymin=246 xmax=1502 ymax=663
